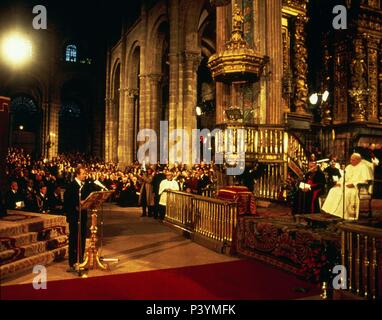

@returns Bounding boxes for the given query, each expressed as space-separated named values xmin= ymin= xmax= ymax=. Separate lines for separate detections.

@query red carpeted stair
xmin=0 ymin=259 xmax=321 ymax=300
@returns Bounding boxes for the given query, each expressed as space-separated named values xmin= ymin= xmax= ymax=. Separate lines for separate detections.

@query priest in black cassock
xmin=294 ymin=161 xmax=326 ymax=214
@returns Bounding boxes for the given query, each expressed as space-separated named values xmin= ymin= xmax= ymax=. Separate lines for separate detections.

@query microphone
xmin=94 ymin=180 xmax=108 ymax=191
xmin=316 ymin=158 xmax=330 ymax=164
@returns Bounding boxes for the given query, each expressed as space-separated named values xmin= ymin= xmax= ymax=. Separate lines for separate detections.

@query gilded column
xmin=265 ymin=0 xmax=283 ymax=124
xmin=293 ymin=14 xmax=309 ymax=114
xmin=379 ymin=40 xmax=382 ymax=123
xmin=366 ymin=36 xmax=379 ymax=122
xmin=321 ymin=40 xmax=332 ymax=125
xmin=349 ymin=37 xmax=368 ymax=122
xmin=216 ymin=4 xmax=231 ymax=124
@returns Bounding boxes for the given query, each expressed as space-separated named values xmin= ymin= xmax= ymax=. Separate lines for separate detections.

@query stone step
xmin=0 ymin=232 xmax=39 ymax=252
xmin=0 ymin=235 xmax=68 ymax=265
xmin=0 ymin=246 xmax=68 ymax=281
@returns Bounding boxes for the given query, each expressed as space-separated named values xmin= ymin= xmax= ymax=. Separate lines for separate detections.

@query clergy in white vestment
xmin=321 ymin=153 xmax=373 ymax=220
xmin=158 ymin=172 xmax=179 ymax=220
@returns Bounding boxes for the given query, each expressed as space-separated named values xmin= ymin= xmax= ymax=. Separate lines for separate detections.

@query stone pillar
xmin=126 ymin=89 xmax=138 ymax=163
xmin=104 ymin=97 xmax=115 ymax=162
xmin=148 ymin=74 xmax=162 ymax=135
xmin=293 ymin=14 xmax=309 ymax=114
xmin=168 ymin=0 xmax=180 ymax=165
xmin=47 ymin=101 xmax=59 ymax=159
xmin=118 ymin=88 xmax=128 ymax=165
xmin=182 ymin=50 xmax=201 ymax=165
xmin=41 ymin=101 xmax=49 ymax=158
xmin=265 ymin=0 xmax=283 ymax=124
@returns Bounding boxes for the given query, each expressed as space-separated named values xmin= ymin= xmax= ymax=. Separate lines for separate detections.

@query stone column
xmin=148 ymin=74 xmax=162 ymax=135
xmin=265 ymin=0 xmax=283 ymax=124
xmin=47 ymin=101 xmax=59 ymax=159
xmin=41 ymin=100 xmax=59 ymax=160
xmin=182 ymin=50 xmax=201 ymax=165
xmin=104 ymin=97 xmax=112 ymax=161
xmin=118 ymin=88 xmax=128 ymax=165
xmin=126 ymin=89 xmax=138 ymax=163
xmin=293 ymin=14 xmax=309 ymax=114
xmin=168 ymin=0 xmax=180 ymax=165
xmin=366 ymin=36 xmax=379 ymax=122
xmin=41 ymin=101 xmax=49 ymax=158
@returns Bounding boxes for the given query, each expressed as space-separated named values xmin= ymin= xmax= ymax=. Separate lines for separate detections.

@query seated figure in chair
xmin=294 ymin=161 xmax=326 ymax=214
xmin=322 ymin=153 xmax=373 ymax=220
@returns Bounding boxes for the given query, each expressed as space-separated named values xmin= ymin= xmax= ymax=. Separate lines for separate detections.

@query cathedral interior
xmin=1 ymin=0 xmax=382 ymax=304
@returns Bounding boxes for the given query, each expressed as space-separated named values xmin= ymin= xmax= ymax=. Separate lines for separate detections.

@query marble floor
xmin=1 ymin=204 xmax=238 ymax=286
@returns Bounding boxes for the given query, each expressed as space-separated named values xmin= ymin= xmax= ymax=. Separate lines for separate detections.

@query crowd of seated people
xmin=3 ymin=148 xmax=217 ymax=217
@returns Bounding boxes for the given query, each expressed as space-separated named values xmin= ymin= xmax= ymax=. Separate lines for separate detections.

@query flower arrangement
xmin=301 ymin=240 xmax=340 ymax=284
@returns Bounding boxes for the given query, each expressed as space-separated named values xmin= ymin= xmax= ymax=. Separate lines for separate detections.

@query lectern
xmin=77 ymin=191 xmax=114 ymax=272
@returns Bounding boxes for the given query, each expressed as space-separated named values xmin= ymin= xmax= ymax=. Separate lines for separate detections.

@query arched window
xmin=59 ymin=102 xmax=81 ymax=118
xmin=65 ymin=44 xmax=77 ymax=62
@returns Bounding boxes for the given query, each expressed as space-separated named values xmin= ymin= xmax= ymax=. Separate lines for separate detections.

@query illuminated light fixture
xmin=322 ymin=90 xmax=330 ymax=102
xmin=309 ymin=93 xmax=319 ymax=105
xmin=196 ymin=106 xmax=202 ymax=116
xmin=19 ymin=125 xmax=24 ymax=130
xmin=2 ymin=33 xmax=32 ymax=66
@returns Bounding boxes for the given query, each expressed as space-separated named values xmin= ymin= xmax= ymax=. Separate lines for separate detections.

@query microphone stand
xmin=96 ymin=182 xmax=119 ymax=264
xmin=76 ymin=182 xmax=85 ymax=276
xmin=342 ymin=169 xmax=346 ymax=220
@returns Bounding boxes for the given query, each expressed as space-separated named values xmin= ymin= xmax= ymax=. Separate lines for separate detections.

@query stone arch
xmin=110 ymin=58 xmax=122 ymax=97
xmin=127 ymin=43 xmax=141 ymax=90
xmin=4 ymin=74 xmax=46 ymax=157
xmin=183 ymin=0 xmax=210 ymax=51
xmin=147 ymin=14 xmax=169 ymax=73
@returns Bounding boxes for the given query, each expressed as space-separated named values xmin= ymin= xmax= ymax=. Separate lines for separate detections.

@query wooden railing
xmin=165 ymin=191 xmax=238 ymax=250
xmin=338 ymin=223 xmax=382 ymax=300
xmin=215 ymin=124 xmax=308 ymax=201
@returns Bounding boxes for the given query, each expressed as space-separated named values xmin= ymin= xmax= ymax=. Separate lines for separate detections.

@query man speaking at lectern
xmin=64 ymin=165 xmax=92 ymax=272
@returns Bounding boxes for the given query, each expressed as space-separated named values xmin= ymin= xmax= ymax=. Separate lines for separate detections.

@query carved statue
xmin=350 ymin=51 xmax=367 ymax=90
xmin=232 ymin=4 xmax=244 ymax=31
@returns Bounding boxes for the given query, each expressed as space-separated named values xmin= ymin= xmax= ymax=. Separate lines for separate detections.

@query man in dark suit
xmin=0 ymin=189 xmax=7 ymax=217
xmin=35 ymin=184 xmax=50 ymax=213
xmin=6 ymin=181 xmax=26 ymax=210
xmin=64 ymin=165 xmax=91 ymax=272
xmin=49 ymin=185 xmax=64 ymax=214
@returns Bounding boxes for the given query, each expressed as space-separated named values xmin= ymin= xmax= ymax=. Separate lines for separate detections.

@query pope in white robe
xmin=322 ymin=153 xmax=373 ymax=220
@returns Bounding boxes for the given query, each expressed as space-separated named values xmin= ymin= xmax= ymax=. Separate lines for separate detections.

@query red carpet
xmin=0 ymin=259 xmax=321 ymax=300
